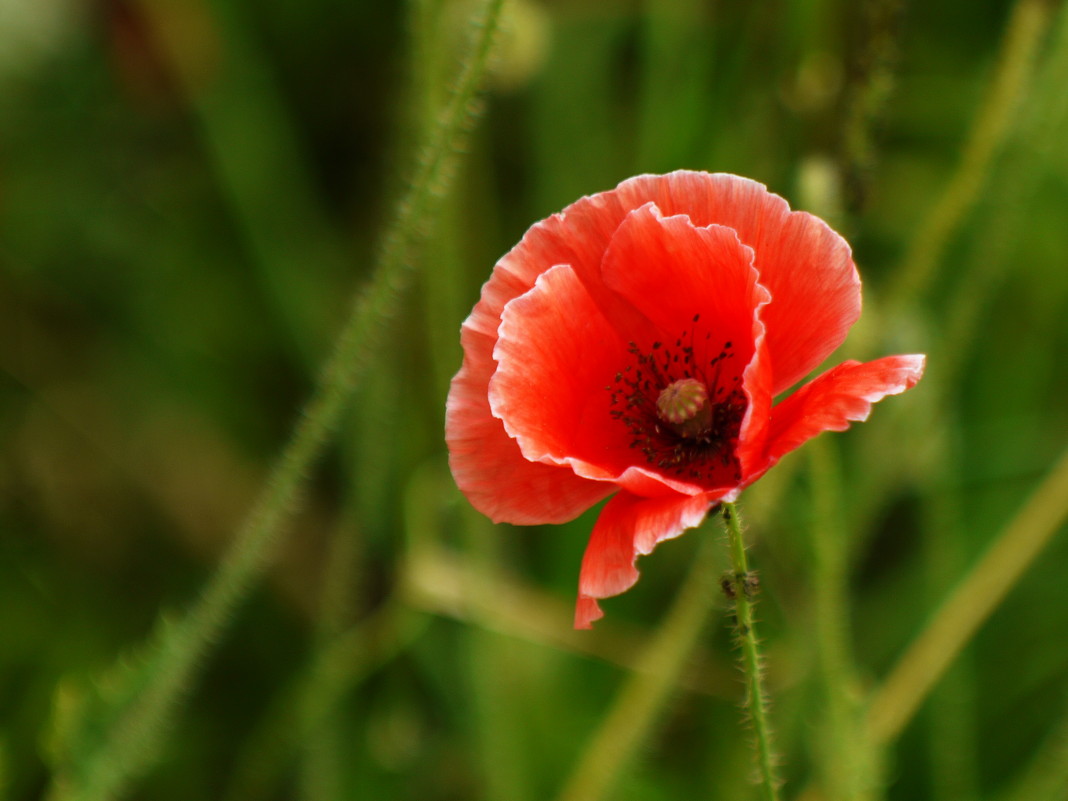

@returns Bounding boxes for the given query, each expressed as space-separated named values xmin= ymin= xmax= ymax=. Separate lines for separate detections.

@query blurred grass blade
xmin=887 ymin=0 xmax=1051 ymax=309
xmin=867 ymin=443 xmax=1068 ymax=744
xmin=43 ymin=2 xmax=505 ymax=799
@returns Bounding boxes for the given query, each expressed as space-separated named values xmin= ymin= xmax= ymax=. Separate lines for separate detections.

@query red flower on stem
xmin=446 ymin=171 xmax=924 ymax=629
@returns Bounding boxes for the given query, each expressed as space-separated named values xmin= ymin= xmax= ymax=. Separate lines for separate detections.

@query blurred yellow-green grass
xmin=2 ymin=0 xmax=1068 ymax=799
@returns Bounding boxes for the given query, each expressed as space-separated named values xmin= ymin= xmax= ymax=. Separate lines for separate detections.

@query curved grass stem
xmin=46 ymin=3 xmax=505 ymax=799
xmin=722 ymin=502 xmax=781 ymax=801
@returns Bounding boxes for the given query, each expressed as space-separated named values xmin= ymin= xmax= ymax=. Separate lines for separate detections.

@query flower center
xmin=656 ymin=378 xmax=713 ymax=438
xmin=607 ymin=316 xmax=747 ymax=484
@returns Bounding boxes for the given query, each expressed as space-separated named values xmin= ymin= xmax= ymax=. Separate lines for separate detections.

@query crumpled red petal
xmin=490 ymin=263 xmax=626 ymax=467
xmin=597 ymin=204 xmax=762 ymax=361
xmin=575 ymin=490 xmax=716 ymax=629
xmin=489 ymin=263 xmax=710 ymax=500
xmin=612 ymin=172 xmax=860 ymax=394
xmin=762 ymin=354 xmax=927 ymax=468
xmin=446 ymin=331 xmax=614 ymax=524
xmin=445 ymin=184 xmax=640 ymax=525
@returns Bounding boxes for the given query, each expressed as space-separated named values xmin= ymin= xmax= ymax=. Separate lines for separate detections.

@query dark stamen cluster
xmin=606 ymin=314 xmax=746 ymax=484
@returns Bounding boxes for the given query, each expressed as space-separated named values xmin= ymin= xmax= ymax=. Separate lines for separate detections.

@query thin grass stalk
xmin=886 ymin=0 xmax=1050 ymax=309
xmin=45 ymin=3 xmax=504 ymax=799
xmin=867 ymin=442 xmax=1068 ymax=745
xmin=806 ymin=439 xmax=877 ymax=801
xmin=554 ymin=530 xmax=721 ymax=801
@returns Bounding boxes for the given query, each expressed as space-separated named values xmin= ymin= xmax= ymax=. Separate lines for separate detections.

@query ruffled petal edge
xmin=762 ymin=354 xmax=926 ymax=468
xmin=574 ymin=491 xmax=717 ymax=628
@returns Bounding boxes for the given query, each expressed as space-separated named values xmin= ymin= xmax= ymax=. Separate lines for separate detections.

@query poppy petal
xmin=597 ymin=203 xmax=765 ymax=367
xmin=575 ymin=490 xmax=716 ymax=629
xmin=447 ymin=280 xmax=615 ymax=525
xmin=491 ymin=263 xmax=736 ymax=500
xmin=763 ymin=354 xmax=926 ymax=467
xmin=612 ymin=172 xmax=860 ymax=394
xmin=490 ymin=263 xmax=627 ymax=462
xmin=576 ymin=202 xmax=776 ymax=491
xmin=445 ymin=182 xmax=662 ymax=524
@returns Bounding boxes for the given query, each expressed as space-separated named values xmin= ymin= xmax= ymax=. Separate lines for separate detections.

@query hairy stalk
xmin=868 ymin=442 xmax=1068 ymax=744
xmin=722 ymin=502 xmax=781 ymax=801
xmin=554 ymin=532 xmax=720 ymax=801
xmin=46 ymin=3 xmax=504 ymax=800
xmin=807 ymin=440 xmax=877 ymax=801
xmin=887 ymin=0 xmax=1050 ymax=308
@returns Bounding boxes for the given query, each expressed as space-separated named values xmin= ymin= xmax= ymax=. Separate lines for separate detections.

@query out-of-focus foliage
xmin=1 ymin=0 xmax=1067 ymax=799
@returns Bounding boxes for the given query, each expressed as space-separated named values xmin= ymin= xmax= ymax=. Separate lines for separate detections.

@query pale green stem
xmin=887 ymin=0 xmax=1050 ymax=309
xmin=554 ymin=532 xmax=721 ymax=801
xmin=721 ymin=502 xmax=781 ymax=801
xmin=46 ymin=3 xmax=504 ymax=799
xmin=806 ymin=439 xmax=877 ymax=801
xmin=868 ymin=442 xmax=1068 ymax=745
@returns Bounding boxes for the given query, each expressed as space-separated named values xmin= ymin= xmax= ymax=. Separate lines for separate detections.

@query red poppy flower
xmin=446 ymin=171 xmax=924 ymax=629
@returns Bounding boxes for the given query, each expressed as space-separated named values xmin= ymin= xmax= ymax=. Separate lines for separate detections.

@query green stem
xmin=721 ymin=502 xmax=781 ymax=801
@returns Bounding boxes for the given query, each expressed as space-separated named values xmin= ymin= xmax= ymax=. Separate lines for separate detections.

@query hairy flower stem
xmin=721 ymin=502 xmax=781 ymax=801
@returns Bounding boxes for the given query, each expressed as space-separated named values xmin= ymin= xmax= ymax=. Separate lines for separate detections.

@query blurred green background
xmin=2 ymin=0 xmax=1067 ymax=799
